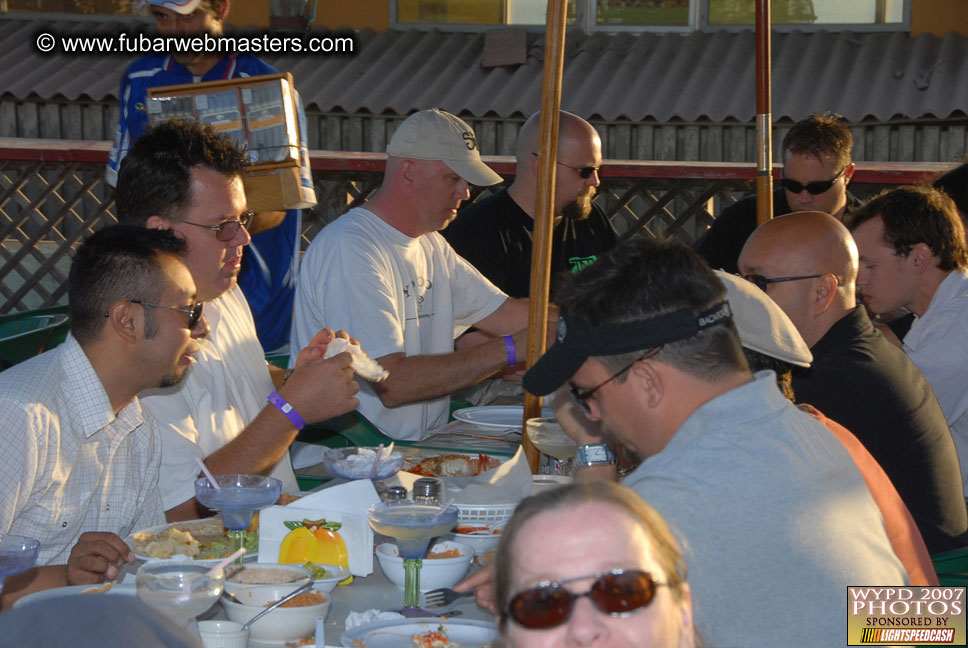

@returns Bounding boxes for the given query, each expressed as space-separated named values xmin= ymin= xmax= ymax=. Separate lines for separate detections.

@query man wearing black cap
xmin=524 ymin=237 xmax=906 ymax=648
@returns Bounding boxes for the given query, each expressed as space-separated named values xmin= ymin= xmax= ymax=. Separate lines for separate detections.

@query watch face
xmin=578 ymin=444 xmax=614 ymax=465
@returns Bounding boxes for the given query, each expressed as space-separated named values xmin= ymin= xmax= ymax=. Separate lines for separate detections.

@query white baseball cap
xmin=714 ymin=270 xmax=813 ymax=368
xmin=145 ymin=0 xmax=203 ymax=14
xmin=387 ymin=109 xmax=502 ymax=186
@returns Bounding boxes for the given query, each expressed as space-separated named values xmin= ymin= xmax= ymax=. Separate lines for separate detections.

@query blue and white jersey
xmin=108 ymin=53 xmax=312 ymax=351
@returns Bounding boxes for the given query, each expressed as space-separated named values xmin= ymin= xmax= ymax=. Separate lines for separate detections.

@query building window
xmin=3 ymin=0 xmax=139 ymax=14
xmin=393 ymin=0 xmax=907 ymax=30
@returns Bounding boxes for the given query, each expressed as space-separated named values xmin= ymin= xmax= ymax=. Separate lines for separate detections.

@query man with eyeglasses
xmin=106 ymin=0 xmax=313 ymax=352
xmin=0 ymin=226 xmax=208 ymax=608
xmin=292 ymin=109 xmax=552 ymax=441
xmin=738 ymin=211 xmax=966 ymax=553
xmin=116 ymin=121 xmax=360 ymax=521
xmin=522 ymin=236 xmax=907 ymax=647
xmin=849 ymin=187 xmax=968 ymax=497
xmin=695 ymin=112 xmax=859 ymax=274
xmin=443 ymin=110 xmax=617 ymax=298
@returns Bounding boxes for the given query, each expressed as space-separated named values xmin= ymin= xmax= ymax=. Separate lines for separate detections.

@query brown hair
xmin=494 ymin=481 xmax=689 ymax=628
xmin=782 ymin=113 xmax=853 ymax=170
xmin=848 ymin=185 xmax=968 ymax=272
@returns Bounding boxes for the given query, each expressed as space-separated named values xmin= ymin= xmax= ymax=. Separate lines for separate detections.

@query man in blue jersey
xmin=107 ymin=0 xmax=312 ymax=351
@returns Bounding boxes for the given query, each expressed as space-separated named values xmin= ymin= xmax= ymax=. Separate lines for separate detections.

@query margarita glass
xmin=368 ymin=501 xmax=458 ymax=616
xmin=136 ymin=561 xmax=225 ymax=634
xmin=0 ymin=535 xmax=40 ymax=596
xmin=195 ymin=474 xmax=282 ymax=563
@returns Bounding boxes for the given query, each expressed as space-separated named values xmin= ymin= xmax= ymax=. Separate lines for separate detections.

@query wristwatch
xmin=576 ymin=443 xmax=617 ymax=467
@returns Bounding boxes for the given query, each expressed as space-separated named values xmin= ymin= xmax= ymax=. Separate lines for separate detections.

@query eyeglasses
xmin=742 ymin=273 xmax=822 ymax=292
xmin=568 ymin=347 xmax=661 ymax=415
xmin=128 ymin=300 xmax=204 ymax=329
xmin=181 ymin=211 xmax=253 ymax=242
xmin=780 ymin=166 xmax=847 ymax=195
xmin=505 ymin=569 xmax=665 ymax=630
xmin=531 ymin=153 xmax=600 ymax=180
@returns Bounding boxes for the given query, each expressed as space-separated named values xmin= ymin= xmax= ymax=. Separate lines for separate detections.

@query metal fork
xmin=424 ymin=587 xmax=474 ymax=608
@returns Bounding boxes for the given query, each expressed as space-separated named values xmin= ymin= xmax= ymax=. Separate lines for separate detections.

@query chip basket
xmin=455 ymin=503 xmax=516 ymax=526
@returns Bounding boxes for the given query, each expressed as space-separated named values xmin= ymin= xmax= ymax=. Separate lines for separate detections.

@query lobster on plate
xmin=406 ymin=452 xmax=502 ymax=477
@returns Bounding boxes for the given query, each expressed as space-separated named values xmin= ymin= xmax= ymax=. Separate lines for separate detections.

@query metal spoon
xmin=239 ymin=581 xmax=315 ymax=633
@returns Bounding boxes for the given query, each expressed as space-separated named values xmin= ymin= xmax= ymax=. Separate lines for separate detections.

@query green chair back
xmin=931 ymin=546 xmax=968 ymax=576
xmin=0 ymin=308 xmax=71 ymax=370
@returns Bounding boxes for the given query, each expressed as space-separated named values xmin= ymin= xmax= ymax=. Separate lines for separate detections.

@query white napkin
xmin=344 ymin=610 xmax=405 ymax=631
xmin=290 ymin=441 xmax=328 ymax=470
xmin=443 ymin=446 xmax=533 ymax=505
xmin=257 ymin=479 xmax=380 ymax=576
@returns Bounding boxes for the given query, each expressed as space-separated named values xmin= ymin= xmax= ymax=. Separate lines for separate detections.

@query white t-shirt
xmin=905 ymin=268 xmax=968 ymax=494
xmin=291 ymin=207 xmax=507 ymax=440
xmin=141 ymin=285 xmax=298 ymax=509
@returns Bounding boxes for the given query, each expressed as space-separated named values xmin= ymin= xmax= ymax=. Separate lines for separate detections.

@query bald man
xmin=443 ymin=110 xmax=617 ymax=298
xmin=738 ymin=212 xmax=967 ymax=553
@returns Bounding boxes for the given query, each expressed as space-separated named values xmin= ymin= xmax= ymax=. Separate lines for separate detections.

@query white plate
xmin=341 ymin=619 xmax=499 ymax=647
xmin=13 ymin=582 xmax=137 ymax=608
xmin=125 ymin=519 xmax=258 ymax=564
xmin=452 ymin=406 xmax=553 ymax=431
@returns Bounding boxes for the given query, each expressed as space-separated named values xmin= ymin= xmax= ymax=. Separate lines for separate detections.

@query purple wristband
xmin=503 ymin=335 xmax=517 ymax=367
xmin=267 ymin=391 xmax=307 ymax=430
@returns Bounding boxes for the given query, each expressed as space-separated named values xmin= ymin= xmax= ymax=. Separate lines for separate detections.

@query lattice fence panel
xmin=0 ymin=157 xmax=908 ymax=313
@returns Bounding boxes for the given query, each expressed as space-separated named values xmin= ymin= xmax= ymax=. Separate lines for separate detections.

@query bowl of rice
xmin=322 ymin=447 xmax=404 ymax=481
xmin=221 ymin=584 xmax=330 ymax=642
xmin=376 ymin=540 xmax=473 ymax=592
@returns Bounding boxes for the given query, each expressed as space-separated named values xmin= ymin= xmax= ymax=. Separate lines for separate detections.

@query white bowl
xmin=446 ymin=531 xmax=502 ymax=559
xmin=221 ymin=585 xmax=330 ymax=642
xmin=303 ymin=562 xmax=351 ymax=594
xmin=223 ymin=563 xmax=313 ymax=599
xmin=376 ymin=540 xmax=473 ymax=592
xmin=198 ymin=620 xmax=249 ymax=648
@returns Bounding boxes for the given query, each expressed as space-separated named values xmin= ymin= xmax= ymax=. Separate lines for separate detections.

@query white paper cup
xmin=198 ymin=620 xmax=249 ymax=648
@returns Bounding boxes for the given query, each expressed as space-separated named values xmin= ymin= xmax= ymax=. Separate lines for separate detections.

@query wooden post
xmin=755 ymin=0 xmax=773 ymax=226
xmin=521 ymin=0 xmax=569 ymax=473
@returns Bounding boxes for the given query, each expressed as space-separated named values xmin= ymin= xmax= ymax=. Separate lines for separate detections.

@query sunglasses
xmin=531 ymin=153 xmax=600 ymax=180
xmin=742 ymin=273 xmax=822 ymax=292
xmin=128 ymin=300 xmax=204 ymax=329
xmin=506 ymin=569 xmax=664 ymax=630
xmin=181 ymin=211 xmax=254 ymax=242
xmin=780 ymin=166 xmax=846 ymax=195
xmin=569 ymin=347 xmax=661 ymax=415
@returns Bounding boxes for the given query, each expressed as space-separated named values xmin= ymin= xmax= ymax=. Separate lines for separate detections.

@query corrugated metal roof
xmin=2 ymin=17 xmax=966 ymax=123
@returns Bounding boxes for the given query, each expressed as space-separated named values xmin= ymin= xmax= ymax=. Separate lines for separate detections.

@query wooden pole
xmin=755 ymin=0 xmax=773 ymax=226
xmin=521 ymin=0 xmax=568 ymax=473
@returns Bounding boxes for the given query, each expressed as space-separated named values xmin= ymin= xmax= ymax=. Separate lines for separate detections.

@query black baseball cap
xmin=523 ymin=301 xmax=733 ymax=396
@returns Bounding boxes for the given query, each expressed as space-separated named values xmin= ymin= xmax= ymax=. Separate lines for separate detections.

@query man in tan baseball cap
xmin=292 ymin=109 xmax=551 ymax=440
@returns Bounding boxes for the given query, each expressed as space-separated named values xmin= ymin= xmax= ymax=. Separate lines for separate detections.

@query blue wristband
xmin=267 ymin=391 xmax=307 ymax=430
xmin=503 ymin=335 xmax=517 ymax=367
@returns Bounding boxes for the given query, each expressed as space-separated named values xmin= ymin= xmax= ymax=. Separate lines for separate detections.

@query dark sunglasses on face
xmin=128 ymin=300 xmax=204 ymax=329
xmin=780 ymin=166 xmax=847 ymax=195
xmin=531 ymin=152 xmax=600 ymax=180
xmin=505 ymin=569 xmax=665 ymax=630
xmin=741 ymin=273 xmax=823 ymax=292
xmin=181 ymin=211 xmax=254 ymax=242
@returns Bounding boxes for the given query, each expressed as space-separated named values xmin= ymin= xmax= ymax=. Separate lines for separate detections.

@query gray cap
xmin=387 ymin=109 xmax=503 ymax=186
xmin=714 ymin=270 xmax=812 ymax=368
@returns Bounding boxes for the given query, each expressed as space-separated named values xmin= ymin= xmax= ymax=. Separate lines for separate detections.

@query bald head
xmin=738 ymin=212 xmax=859 ymax=346
xmin=515 ymin=111 xmax=601 ymax=164
xmin=509 ymin=111 xmax=602 ymax=219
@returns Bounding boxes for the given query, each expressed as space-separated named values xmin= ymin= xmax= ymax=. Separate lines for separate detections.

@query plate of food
xmin=126 ymin=518 xmax=258 ymax=563
xmin=405 ymin=452 xmax=503 ymax=478
xmin=13 ymin=582 xmax=137 ymax=608
xmin=451 ymin=406 xmax=554 ymax=431
xmin=340 ymin=619 xmax=500 ymax=648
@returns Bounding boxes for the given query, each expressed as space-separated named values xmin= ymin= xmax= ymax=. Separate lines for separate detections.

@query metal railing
xmin=0 ymin=138 xmax=950 ymax=313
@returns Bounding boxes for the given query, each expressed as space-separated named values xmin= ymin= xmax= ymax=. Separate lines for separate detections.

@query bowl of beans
xmin=221 ymin=584 xmax=330 ymax=642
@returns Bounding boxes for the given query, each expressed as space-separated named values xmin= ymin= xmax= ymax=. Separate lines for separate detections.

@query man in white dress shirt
xmin=0 ymin=226 xmax=206 ymax=608
xmin=849 ymin=185 xmax=968 ymax=494
xmin=116 ymin=121 xmax=360 ymax=521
